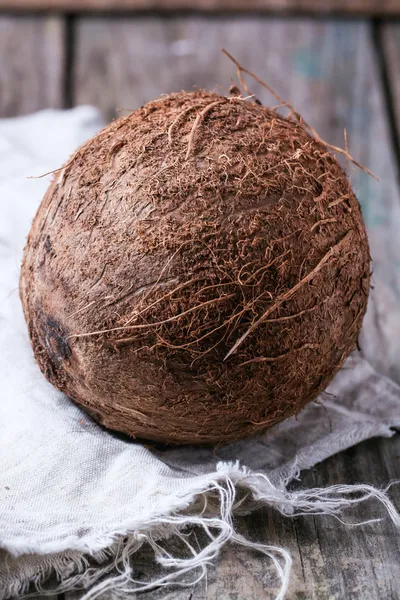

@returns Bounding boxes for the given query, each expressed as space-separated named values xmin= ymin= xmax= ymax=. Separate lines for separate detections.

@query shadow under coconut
xmin=66 ymin=352 xmax=400 ymax=487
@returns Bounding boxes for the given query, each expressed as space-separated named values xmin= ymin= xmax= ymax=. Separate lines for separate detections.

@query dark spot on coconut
xmin=44 ymin=235 xmax=52 ymax=254
xmin=44 ymin=361 xmax=58 ymax=383
xmin=24 ymin=313 xmax=65 ymax=387
xmin=44 ymin=317 xmax=71 ymax=364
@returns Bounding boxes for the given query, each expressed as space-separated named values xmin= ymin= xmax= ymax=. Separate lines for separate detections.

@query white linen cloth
xmin=0 ymin=108 xmax=399 ymax=600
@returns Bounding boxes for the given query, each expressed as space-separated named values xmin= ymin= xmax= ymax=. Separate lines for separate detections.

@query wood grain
xmin=1 ymin=0 xmax=400 ymax=14
xmin=61 ymin=436 xmax=400 ymax=600
xmin=382 ymin=23 xmax=400 ymax=138
xmin=0 ymin=16 xmax=65 ymax=117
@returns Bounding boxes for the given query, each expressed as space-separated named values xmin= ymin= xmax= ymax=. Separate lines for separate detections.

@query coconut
xmin=20 ymin=89 xmax=370 ymax=445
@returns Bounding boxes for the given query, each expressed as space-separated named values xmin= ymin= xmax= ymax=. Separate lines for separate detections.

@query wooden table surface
xmin=2 ymin=0 xmax=400 ymax=13
xmin=1 ymin=12 xmax=400 ymax=600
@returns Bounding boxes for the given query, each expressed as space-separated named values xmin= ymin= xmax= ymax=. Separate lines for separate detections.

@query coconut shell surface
xmin=20 ymin=90 xmax=370 ymax=445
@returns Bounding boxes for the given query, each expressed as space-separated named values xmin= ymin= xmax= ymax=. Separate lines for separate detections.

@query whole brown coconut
xmin=20 ymin=90 xmax=370 ymax=445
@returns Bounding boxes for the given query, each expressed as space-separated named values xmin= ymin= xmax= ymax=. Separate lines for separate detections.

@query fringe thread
xmin=2 ymin=462 xmax=399 ymax=600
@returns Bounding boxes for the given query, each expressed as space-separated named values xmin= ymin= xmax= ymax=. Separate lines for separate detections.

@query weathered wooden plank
xmin=1 ymin=0 xmax=400 ymax=14
xmin=71 ymin=17 xmax=400 ymax=600
xmin=0 ymin=16 xmax=65 ymax=118
xmin=382 ymin=23 xmax=400 ymax=140
xmin=289 ymin=435 xmax=400 ymax=600
xmin=63 ymin=437 xmax=400 ymax=600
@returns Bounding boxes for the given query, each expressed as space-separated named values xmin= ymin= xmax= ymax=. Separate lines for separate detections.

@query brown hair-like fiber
xmin=20 ymin=90 xmax=370 ymax=444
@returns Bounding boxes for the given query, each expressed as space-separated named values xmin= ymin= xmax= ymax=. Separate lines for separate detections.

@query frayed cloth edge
xmin=1 ymin=459 xmax=399 ymax=600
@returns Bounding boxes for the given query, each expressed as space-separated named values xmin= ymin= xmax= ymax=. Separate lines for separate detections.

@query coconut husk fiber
xmin=19 ymin=86 xmax=370 ymax=445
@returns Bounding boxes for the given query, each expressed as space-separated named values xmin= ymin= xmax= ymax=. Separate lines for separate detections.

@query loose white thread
xmin=4 ymin=464 xmax=399 ymax=600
